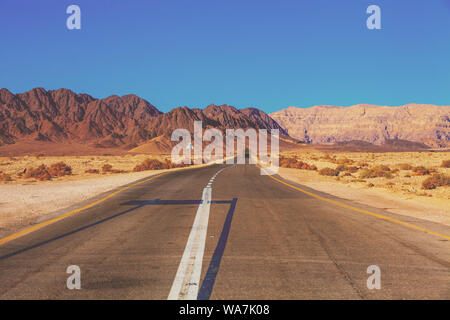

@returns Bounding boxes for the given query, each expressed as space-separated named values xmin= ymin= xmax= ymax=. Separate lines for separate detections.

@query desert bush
xmin=48 ymin=162 xmax=72 ymax=177
xmin=102 ymin=164 xmax=113 ymax=173
xmin=319 ymin=167 xmax=339 ymax=176
xmin=422 ymin=174 xmax=450 ymax=190
xmin=24 ymin=164 xmax=52 ymax=181
xmin=336 ymin=157 xmax=354 ymax=165
xmin=356 ymin=162 xmax=369 ymax=167
xmin=373 ymin=165 xmax=390 ymax=172
xmin=441 ymin=160 xmax=450 ymax=168
xmin=412 ymin=166 xmax=430 ymax=176
xmin=321 ymin=154 xmax=333 ymax=161
xmin=359 ymin=166 xmax=393 ymax=179
xmin=133 ymin=159 xmax=164 ymax=171
xmin=346 ymin=166 xmax=359 ymax=173
xmin=279 ymin=156 xmax=297 ymax=168
xmin=279 ymin=156 xmax=317 ymax=170
xmin=359 ymin=168 xmax=377 ymax=179
xmin=342 ymin=172 xmax=352 ymax=177
xmin=335 ymin=165 xmax=359 ymax=173
xmin=133 ymin=158 xmax=186 ymax=172
xmin=0 ymin=173 xmax=12 ymax=181
xmin=398 ymin=163 xmax=413 ymax=170
xmin=85 ymin=169 xmax=100 ymax=174
xmin=110 ymin=169 xmax=128 ymax=173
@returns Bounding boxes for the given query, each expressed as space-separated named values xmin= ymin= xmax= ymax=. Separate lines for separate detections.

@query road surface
xmin=0 ymin=164 xmax=449 ymax=299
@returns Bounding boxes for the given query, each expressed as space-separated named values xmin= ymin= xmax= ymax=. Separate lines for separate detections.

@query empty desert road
xmin=0 ymin=164 xmax=449 ymax=299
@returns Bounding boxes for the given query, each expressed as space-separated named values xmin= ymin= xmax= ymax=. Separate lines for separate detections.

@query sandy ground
xmin=277 ymin=149 xmax=450 ymax=226
xmin=0 ymin=154 xmax=170 ymax=182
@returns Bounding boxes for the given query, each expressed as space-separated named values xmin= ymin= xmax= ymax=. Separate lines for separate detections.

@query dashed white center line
xmin=168 ymin=166 xmax=229 ymax=300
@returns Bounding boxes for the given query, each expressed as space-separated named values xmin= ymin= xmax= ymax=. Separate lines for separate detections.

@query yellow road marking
xmin=260 ymin=166 xmax=450 ymax=241
xmin=0 ymin=171 xmax=171 ymax=246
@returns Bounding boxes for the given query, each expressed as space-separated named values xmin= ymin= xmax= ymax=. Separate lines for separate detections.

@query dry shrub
xmin=133 ymin=158 xmax=186 ymax=172
xmin=441 ymin=160 xmax=450 ymax=168
xmin=342 ymin=172 xmax=352 ymax=177
xmin=346 ymin=166 xmax=359 ymax=173
xmin=279 ymin=157 xmax=297 ymax=168
xmin=321 ymin=154 xmax=334 ymax=161
xmin=356 ymin=162 xmax=369 ymax=167
xmin=319 ymin=167 xmax=339 ymax=176
xmin=22 ymin=162 xmax=72 ymax=181
xmin=110 ymin=169 xmax=128 ymax=173
xmin=101 ymin=163 xmax=128 ymax=174
xmin=133 ymin=159 xmax=164 ymax=171
xmin=102 ymin=164 xmax=113 ymax=173
xmin=359 ymin=165 xmax=392 ymax=179
xmin=336 ymin=165 xmax=359 ymax=173
xmin=48 ymin=162 xmax=72 ymax=177
xmin=336 ymin=157 xmax=354 ymax=165
xmin=85 ymin=169 xmax=100 ymax=174
xmin=359 ymin=168 xmax=377 ymax=179
xmin=398 ymin=163 xmax=413 ymax=170
xmin=412 ymin=166 xmax=430 ymax=176
xmin=279 ymin=156 xmax=317 ymax=170
xmin=422 ymin=174 xmax=450 ymax=190
xmin=0 ymin=173 xmax=12 ymax=181
xmin=24 ymin=165 xmax=52 ymax=181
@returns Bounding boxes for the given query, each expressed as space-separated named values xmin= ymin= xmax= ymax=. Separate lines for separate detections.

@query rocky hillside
xmin=270 ymin=104 xmax=450 ymax=148
xmin=0 ymin=88 xmax=286 ymax=150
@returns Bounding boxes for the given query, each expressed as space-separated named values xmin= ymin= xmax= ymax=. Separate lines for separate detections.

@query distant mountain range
xmin=0 ymin=88 xmax=448 ymax=155
xmin=270 ymin=104 xmax=449 ymax=148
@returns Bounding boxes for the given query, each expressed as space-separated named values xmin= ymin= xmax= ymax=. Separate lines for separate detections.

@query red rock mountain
xmin=0 ymin=88 xmax=287 ymax=151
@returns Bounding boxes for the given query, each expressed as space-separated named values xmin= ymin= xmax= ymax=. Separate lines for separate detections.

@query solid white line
xmin=168 ymin=166 xmax=228 ymax=300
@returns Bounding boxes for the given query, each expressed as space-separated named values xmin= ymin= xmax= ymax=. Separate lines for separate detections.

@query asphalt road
xmin=0 ymin=164 xmax=449 ymax=299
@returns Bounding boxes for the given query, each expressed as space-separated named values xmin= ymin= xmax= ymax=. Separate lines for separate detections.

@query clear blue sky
xmin=0 ymin=0 xmax=449 ymax=113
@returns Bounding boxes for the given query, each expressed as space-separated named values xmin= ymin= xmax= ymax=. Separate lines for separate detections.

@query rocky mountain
xmin=270 ymin=104 xmax=450 ymax=148
xmin=2 ymin=88 xmax=447 ymax=154
xmin=0 ymin=88 xmax=286 ymax=151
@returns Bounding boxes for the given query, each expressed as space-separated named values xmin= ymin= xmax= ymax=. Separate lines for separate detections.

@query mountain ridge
xmin=1 ymin=88 xmax=448 ymax=154
xmin=270 ymin=104 xmax=449 ymax=148
xmin=0 ymin=88 xmax=287 ymax=151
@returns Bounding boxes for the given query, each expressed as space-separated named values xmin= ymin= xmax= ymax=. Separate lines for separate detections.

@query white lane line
xmin=168 ymin=167 xmax=228 ymax=300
